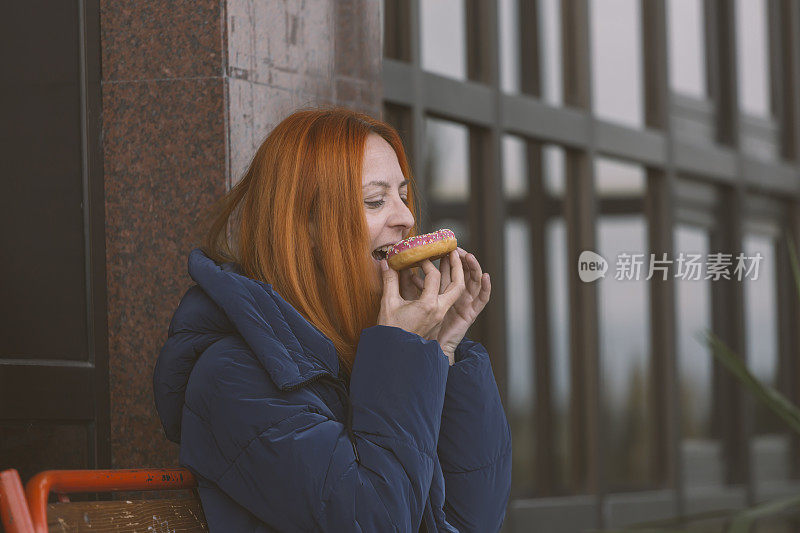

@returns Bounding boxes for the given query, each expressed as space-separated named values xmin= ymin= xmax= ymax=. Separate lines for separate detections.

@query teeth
xmin=372 ymin=244 xmax=394 ymax=261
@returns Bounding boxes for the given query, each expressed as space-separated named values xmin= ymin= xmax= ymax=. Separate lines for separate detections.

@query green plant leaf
xmin=701 ymin=331 xmax=800 ymax=436
xmin=593 ymin=509 xmax=736 ymax=532
xmin=728 ymin=493 xmax=800 ymax=533
xmin=787 ymin=233 xmax=800 ymax=306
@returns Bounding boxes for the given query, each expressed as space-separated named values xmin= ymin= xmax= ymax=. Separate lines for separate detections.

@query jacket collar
xmin=187 ymin=248 xmax=341 ymax=389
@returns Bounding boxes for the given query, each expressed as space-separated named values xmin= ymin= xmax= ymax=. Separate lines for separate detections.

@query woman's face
xmin=362 ymin=134 xmax=415 ymax=281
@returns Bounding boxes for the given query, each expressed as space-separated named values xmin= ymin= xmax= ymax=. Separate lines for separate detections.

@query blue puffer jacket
xmin=153 ymin=249 xmax=512 ymax=532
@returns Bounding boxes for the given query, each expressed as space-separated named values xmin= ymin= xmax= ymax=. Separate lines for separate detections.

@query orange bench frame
xmin=0 ymin=469 xmax=34 ymax=533
xmin=1 ymin=467 xmax=196 ymax=533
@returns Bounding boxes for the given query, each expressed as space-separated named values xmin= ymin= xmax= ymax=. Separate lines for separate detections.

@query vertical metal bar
xmin=382 ymin=0 xmax=411 ymax=62
xmin=641 ymin=0 xmax=682 ymax=516
xmin=467 ymin=124 xmax=509 ymax=404
xmin=776 ymin=218 xmax=793 ymax=401
xmin=528 ymin=141 xmax=557 ymax=494
xmin=466 ymin=0 xmax=509 ymax=405
xmin=703 ymin=0 xmax=719 ymax=102
xmin=562 ymin=1 xmax=602 ymax=524
xmin=465 ymin=0 xmax=491 ymax=85
xmin=710 ymin=0 xmax=740 ymax=147
xmin=561 ymin=0 xmax=592 ymax=108
xmin=780 ymin=0 xmax=800 ymax=162
xmin=519 ymin=0 xmax=541 ymax=97
xmin=711 ymin=188 xmax=751 ymax=498
xmin=566 ymin=150 xmax=602 ymax=503
xmin=766 ymin=0 xmax=783 ymax=122
xmin=711 ymin=0 xmax=753 ymax=503
xmin=408 ymin=0 xmax=430 ymax=232
xmin=789 ymin=205 xmax=800 ymax=478
xmin=465 ymin=0 xmax=480 ymax=81
xmin=519 ymin=0 xmax=551 ymax=496
xmin=783 ymin=10 xmax=800 ymax=481
xmin=645 ymin=170 xmax=679 ymax=487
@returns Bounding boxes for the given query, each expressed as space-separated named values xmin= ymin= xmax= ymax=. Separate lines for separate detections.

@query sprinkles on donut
xmin=386 ymin=229 xmax=457 ymax=270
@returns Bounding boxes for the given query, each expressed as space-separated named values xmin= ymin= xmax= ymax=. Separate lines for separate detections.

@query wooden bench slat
xmin=46 ymin=498 xmax=208 ymax=532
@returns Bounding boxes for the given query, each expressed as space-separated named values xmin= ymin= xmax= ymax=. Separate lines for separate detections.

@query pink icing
xmin=386 ymin=229 xmax=456 ymax=258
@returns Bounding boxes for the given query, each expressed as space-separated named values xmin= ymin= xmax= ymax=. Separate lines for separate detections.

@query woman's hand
xmin=404 ymin=248 xmax=491 ymax=365
xmin=377 ymin=254 xmax=465 ymax=341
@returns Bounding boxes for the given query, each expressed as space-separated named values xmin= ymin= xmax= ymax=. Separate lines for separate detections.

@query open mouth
xmin=372 ymin=244 xmax=394 ymax=261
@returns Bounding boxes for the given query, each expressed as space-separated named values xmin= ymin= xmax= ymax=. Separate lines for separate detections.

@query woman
xmin=153 ymin=108 xmax=512 ymax=532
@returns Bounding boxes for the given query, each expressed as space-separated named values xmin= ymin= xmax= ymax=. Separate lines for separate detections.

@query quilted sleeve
xmin=437 ymin=338 xmax=513 ymax=533
xmin=180 ymin=325 xmax=450 ymax=532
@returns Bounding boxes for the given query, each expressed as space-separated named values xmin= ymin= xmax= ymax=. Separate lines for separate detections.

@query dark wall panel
xmin=1 ymin=1 xmax=88 ymax=360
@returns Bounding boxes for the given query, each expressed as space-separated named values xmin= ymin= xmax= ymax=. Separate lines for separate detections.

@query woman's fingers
xmin=439 ymin=253 xmax=451 ymax=294
xmin=398 ymin=267 xmax=419 ymax=300
xmin=448 ymin=250 xmax=463 ymax=287
xmin=465 ymin=252 xmax=483 ymax=298
xmin=418 ymin=259 xmax=441 ymax=300
xmin=411 ymin=272 xmax=424 ymax=291
xmin=476 ymin=273 xmax=491 ymax=310
xmin=380 ymin=259 xmax=400 ymax=302
xmin=441 ymin=251 xmax=465 ymax=306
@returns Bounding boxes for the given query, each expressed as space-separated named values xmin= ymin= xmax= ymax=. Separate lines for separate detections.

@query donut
xmin=386 ymin=229 xmax=457 ymax=270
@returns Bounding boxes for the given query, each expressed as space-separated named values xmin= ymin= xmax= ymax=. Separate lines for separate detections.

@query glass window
xmin=743 ymin=233 xmax=788 ymax=489
xmin=596 ymin=158 xmax=652 ymax=489
xmin=589 ymin=0 xmax=643 ymax=127
xmin=420 ymin=0 xmax=467 ymax=80
xmin=540 ymin=0 xmax=563 ymax=105
xmin=595 ymin=158 xmax=646 ymax=197
xmin=505 ymin=218 xmax=535 ymax=496
xmin=425 ymin=117 xmax=470 ymax=201
xmin=667 ymin=0 xmax=707 ymax=99
xmin=539 ymin=146 xmax=570 ymax=488
xmin=735 ymin=0 xmax=771 ymax=118
xmin=503 ymin=134 xmax=527 ymax=199
xmin=499 ymin=0 xmax=520 ymax=93
xmin=546 ymin=217 xmax=571 ymax=489
xmin=543 ymin=144 xmax=566 ymax=197
xmin=674 ymin=224 xmax=724 ymax=488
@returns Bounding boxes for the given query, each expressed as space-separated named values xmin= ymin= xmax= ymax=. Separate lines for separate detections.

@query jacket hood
xmin=153 ymin=248 xmax=341 ymax=443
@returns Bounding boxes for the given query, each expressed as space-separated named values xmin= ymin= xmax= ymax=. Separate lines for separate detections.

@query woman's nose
xmin=391 ymin=199 xmax=415 ymax=229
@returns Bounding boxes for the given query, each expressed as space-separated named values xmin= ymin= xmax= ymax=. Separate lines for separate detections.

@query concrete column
xmin=100 ymin=0 xmax=383 ymax=469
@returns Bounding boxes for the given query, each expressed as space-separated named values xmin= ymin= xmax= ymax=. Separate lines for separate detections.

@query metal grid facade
xmin=382 ymin=0 xmax=800 ymax=530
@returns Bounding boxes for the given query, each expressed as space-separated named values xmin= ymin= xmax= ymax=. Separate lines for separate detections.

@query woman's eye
xmin=365 ymin=197 xmax=408 ymax=209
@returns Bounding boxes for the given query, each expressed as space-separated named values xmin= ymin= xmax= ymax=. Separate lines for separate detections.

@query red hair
xmin=202 ymin=107 xmax=419 ymax=374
